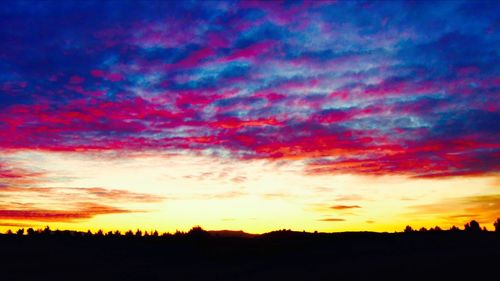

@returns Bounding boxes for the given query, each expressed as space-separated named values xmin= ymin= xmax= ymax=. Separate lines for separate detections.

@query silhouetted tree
xmin=429 ymin=226 xmax=442 ymax=232
xmin=449 ymin=225 xmax=460 ymax=232
xmin=419 ymin=227 xmax=428 ymax=232
xmin=43 ymin=226 xmax=51 ymax=235
xmin=404 ymin=225 xmax=413 ymax=233
xmin=16 ymin=228 xmax=24 ymax=236
xmin=135 ymin=229 xmax=142 ymax=237
xmin=464 ymin=220 xmax=481 ymax=233
xmin=187 ymin=226 xmax=210 ymax=239
xmin=125 ymin=230 xmax=134 ymax=237
xmin=114 ymin=230 xmax=121 ymax=236
xmin=494 ymin=218 xmax=500 ymax=233
xmin=26 ymin=228 xmax=35 ymax=236
xmin=152 ymin=230 xmax=159 ymax=237
xmin=6 ymin=229 xmax=13 ymax=235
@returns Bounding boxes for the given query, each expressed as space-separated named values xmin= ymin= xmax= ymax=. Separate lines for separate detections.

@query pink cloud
xmin=218 ymin=41 xmax=276 ymax=62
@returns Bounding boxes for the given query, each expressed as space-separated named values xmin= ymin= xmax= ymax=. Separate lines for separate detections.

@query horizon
xmin=0 ymin=0 xmax=499 ymax=234
xmin=3 ymin=218 xmax=499 ymax=236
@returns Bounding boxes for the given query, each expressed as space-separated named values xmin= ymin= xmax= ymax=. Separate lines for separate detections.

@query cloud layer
xmin=0 ymin=185 xmax=164 ymax=222
xmin=0 ymin=0 xmax=498 ymax=178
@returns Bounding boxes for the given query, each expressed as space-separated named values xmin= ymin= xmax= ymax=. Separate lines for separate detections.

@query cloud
xmin=74 ymin=187 xmax=165 ymax=203
xmin=0 ymin=202 xmax=130 ymax=222
xmin=0 ymin=221 xmax=36 ymax=228
xmin=0 ymin=184 xmax=164 ymax=222
xmin=164 ymin=189 xmax=247 ymax=201
xmin=0 ymin=161 xmax=43 ymax=186
xmin=0 ymin=186 xmax=165 ymax=203
xmin=330 ymin=205 xmax=361 ymax=210
xmin=409 ymin=195 xmax=500 ymax=226
xmin=0 ymin=1 xmax=498 ymax=178
xmin=204 ymin=190 xmax=247 ymax=200
xmin=230 ymin=176 xmax=247 ymax=183
xmin=318 ymin=218 xmax=345 ymax=222
xmin=334 ymin=195 xmax=364 ymax=201
xmin=260 ymin=192 xmax=291 ymax=200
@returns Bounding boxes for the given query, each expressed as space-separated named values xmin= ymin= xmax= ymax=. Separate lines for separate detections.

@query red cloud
xmin=330 ymin=205 xmax=361 ymax=210
xmin=218 ymin=41 xmax=276 ymax=62
xmin=0 ymin=162 xmax=43 ymax=186
xmin=0 ymin=203 xmax=130 ymax=222
xmin=0 ymin=184 xmax=164 ymax=222
xmin=0 ymin=0 xmax=498 ymax=182
xmin=175 ymin=47 xmax=215 ymax=69
xmin=210 ymin=117 xmax=281 ymax=129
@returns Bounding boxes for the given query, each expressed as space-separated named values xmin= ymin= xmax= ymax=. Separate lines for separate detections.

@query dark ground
xmin=1 ymin=231 xmax=499 ymax=281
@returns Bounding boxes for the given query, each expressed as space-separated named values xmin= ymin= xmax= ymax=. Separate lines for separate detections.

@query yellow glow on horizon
xmin=1 ymin=150 xmax=499 ymax=233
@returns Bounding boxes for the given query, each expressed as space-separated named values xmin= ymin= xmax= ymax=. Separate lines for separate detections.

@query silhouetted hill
xmin=208 ymin=230 xmax=256 ymax=238
xmin=1 ymin=229 xmax=499 ymax=281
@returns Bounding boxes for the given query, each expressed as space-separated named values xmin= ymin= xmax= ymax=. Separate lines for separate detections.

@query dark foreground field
xmin=2 ymin=231 xmax=499 ymax=281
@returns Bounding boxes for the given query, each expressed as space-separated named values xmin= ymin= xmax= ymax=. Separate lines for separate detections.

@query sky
xmin=0 ymin=0 xmax=499 ymax=233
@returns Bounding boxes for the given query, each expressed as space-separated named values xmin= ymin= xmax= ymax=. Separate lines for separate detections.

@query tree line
xmin=3 ymin=219 xmax=500 ymax=238
xmin=404 ymin=219 xmax=499 ymax=233
xmin=2 ymin=225 xmax=210 ymax=238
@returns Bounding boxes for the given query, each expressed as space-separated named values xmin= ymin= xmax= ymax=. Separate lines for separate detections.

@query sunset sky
xmin=0 ymin=0 xmax=499 ymax=233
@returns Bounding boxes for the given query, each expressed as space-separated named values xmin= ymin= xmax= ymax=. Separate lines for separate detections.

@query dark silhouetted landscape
xmin=2 ymin=220 xmax=500 ymax=281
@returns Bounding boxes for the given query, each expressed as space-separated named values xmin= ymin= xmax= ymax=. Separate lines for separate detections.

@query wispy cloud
xmin=0 ymin=161 xmax=44 ymax=186
xmin=0 ymin=184 xmax=164 ymax=222
xmin=0 ymin=202 xmax=130 ymax=222
xmin=0 ymin=221 xmax=36 ymax=228
xmin=330 ymin=205 xmax=361 ymax=210
xmin=318 ymin=218 xmax=345 ymax=222
xmin=0 ymin=186 xmax=165 ymax=203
